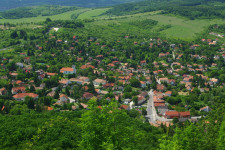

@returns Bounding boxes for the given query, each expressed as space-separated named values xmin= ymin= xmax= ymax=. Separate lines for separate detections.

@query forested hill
xmin=0 ymin=0 xmax=143 ymax=11
xmin=105 ymin=0 xmax=225 ymax=19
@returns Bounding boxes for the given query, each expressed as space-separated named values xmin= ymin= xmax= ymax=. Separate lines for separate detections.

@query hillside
xmin=0 ymin=6 xmax=79 ymax=19
xmin=0 ymin=0 xmax=143 ymax=11
xmin=105 ymin=0 xmax=225 ymax=19
xmin=0 ymin=8 xmax=224 ymax=41
xmin=0 ymin=0 xmax=225 ymax=149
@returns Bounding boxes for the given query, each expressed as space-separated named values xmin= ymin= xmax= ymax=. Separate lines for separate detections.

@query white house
xmin=60 ymin=65 xmax=76 ymax=74
xmin=93 ymin=79 xmax=107 ymax=86
xmin=59 ymin=94 xmax=69 ymax=103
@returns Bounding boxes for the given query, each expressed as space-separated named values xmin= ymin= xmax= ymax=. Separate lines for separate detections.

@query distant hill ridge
xmin=0 ymin=0 xmax=143 ymax=11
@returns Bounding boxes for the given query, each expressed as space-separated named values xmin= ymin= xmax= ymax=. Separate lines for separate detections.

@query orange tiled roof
xmin=13 ymin=93 xmax=38 ymax=99
xmin=60 ymin=68 xmax=74 ymax=73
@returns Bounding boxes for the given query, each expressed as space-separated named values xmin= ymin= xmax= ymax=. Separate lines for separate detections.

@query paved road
xmin=155 ymin=76 xmax=161 ymax=84
xmin=172 ymin=51 xmax=175 ymax=59
xmin=171 ymin=63 xmax=175 ymax=72
xmin=146 ymin=89 xmax=168 ymax=123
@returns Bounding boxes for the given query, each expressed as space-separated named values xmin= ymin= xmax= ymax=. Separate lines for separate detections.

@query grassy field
xmin=0 ymin=7 xmax=224 ymax=41
xmin=147 ymin=15 xmax=225 ymax=40
xmin=0 ymin=8 xmax=91 ymax=24
xmin=86 ymin=12 xmax=225 ymax=41
xmin=77 ymin=8 xmax=110 ymax=19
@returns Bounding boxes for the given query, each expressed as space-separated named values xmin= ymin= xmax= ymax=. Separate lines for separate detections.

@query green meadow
xmin=0 ymin=7 xmax=224 ymax=41
xmin=0 ymin=8 xmax=91 ymax=24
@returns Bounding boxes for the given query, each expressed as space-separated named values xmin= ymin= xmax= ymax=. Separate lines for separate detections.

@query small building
xmin=138 ymin=96 xmax=146 ymax=105
xmin=164 ymin=111 xmax=190 ymax=119
xmin=59 ymin=94 xmax=69 ymax=103
xmin=83 ymin=92 xmax=94 ymax=100
xmin=13 ymin=93 xmax=39 ymax=101
xmin=93 ymin=79 xmax=107 ymax=86
xmin=120 ymin=105 xmax=129 ymax=110
xmin=165 ymin=111 xmax=180 ymax=119
xmin=140 ymin=81 xmax=146 ymax=88
xmin=11 ymin=86 xmax=26 ymax=95
xmin=60 ymin=65 xmax=76 ymax=74
xmin=164 ymin=91 xmax=172 ymax=97
xmin=0 ymin=88 xmax=7 ymax=95
xmin=200 ymin=106 xmax=212 ymax=112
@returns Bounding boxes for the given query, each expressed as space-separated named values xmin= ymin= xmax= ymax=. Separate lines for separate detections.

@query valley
xmin=0 ymin=0 xmax=224 ymax=149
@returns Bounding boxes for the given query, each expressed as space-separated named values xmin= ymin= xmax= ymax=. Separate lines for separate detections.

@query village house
xmin=47 ymin=91 xmax=55 ymax=97
xmin=157 ymin=84 xmax=166 ymax=92
xmin=210 ymin=78 xmax=218 ymax=84
xmin=46 ymin=73 xmax=58 ymax=78
xmin=83 ymin=92 xmax=94 ymax=100
xmin=24 ymin=57 xmax=31 ymax=64
xmin=154 ymin=103 xmax=167 ymax=112
xmin=140 ymin=60 xmax=147 ymax=66
xmin=11 ymin=86 xmax=26 ymax=95
xmin=103 ymin=83 xmax=115 ymax=88
xmin=16 ymin=62 xmax=24 ymax=68
xmin=70 ymin=78 xmax=84 ymax=85
xmin=200 ymin=106 xmax=212 ymax=112
xmin=13 ymin=93 xmax=39 ymax=101
xmin=140 ymin=81 xmax=146 ymax=88
xmin=138 ymin=96 xmax=146 ymax=105
xmin=164 ymin=111 xmax=190 ymax=119
xmin=164 ymin=91 xmax=172 ymax=97
xmin=93 ymin=79 xmax=107 ymax=86
xmin=120 ymin=105 xmax=129 ymax=110
xmin=60 ymin=65 xmax=76 ymax=74
xmin=59 ymin=94 xmax=69 ymax=103
xmin=80 ymin=65 xmax=95 ymax=69
xmin=59 ymin=79 xmax=71 ymax=87
xmin=0 ymin=88 xmax=7 ymax=95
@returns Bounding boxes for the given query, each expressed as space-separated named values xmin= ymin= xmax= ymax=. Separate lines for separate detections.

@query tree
xmin=124 ymin=85 xmax=132 ymax=92
xmin=10 ymin=31 xmax=18 ymax=39
xmin=30 ymin=85 xmax=35 ymax=92
xmin=79 ymin=99 xmax=159 ymax=149
xmin=25 ymin=96 xmax=35 ymax=109
xmin=132 ymin=96 xmax=138 ymax=106
xmin=217 ymin=120 xmax=225 ymax=150
xmin=88 ymin=81 xmax=96 ymax=94
xmin=19 ymin=30 xmax=27 ymax=39
xmin=130 ymin=77 xmax=140 ymax=88
xmin=10 ymin=104 xmax=28 ymax=115
xmin=54 ymin=90 xmax=59 ymax=99
xmin=45 ymin=18 xmax=52 ymax=23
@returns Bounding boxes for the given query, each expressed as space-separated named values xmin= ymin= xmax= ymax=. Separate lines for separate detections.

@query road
xmin=155 ymin=76 xmax=161 ymax=84
xmin=172 ymin=50 xmax=175 ymax=60
xmin=146 ymin=89 xmax=168 ymax=123
xmin=171 ymin=63 xmax=175 ymax=72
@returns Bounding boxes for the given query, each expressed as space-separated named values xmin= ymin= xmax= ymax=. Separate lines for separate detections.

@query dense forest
xmin=0 ymin=99 xmax=163 ymax=149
